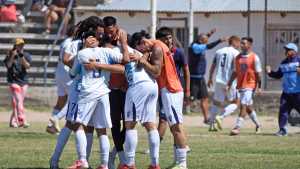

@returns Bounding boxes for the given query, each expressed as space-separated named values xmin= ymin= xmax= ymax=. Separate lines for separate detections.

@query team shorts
xmin=191 ymin=77 xmax=209 ymax=100
xmin=67 ymin=94 xmax=112 ymax=129
xmin=124 ymin=81 xmax=158 ymax=124
xmin=160 ymin=88 xmax=184 ymax=126
xmin=239 ymin=89 xmax=254 ymax=106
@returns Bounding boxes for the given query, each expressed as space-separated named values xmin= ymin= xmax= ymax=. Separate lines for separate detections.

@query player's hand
xmin=184 ymin=90 xmax=191 ymax=99
xmin=266 ymin=65 xmax=271 ymax=74
xmin=207 ymin=79 xmax=213 ymax=88
xmin=225 ymin=85 xmax=231 ymax=92
xmin=129 ymin=52 xmax=141 ymax=62
xmin=85 ymin=36 xmax=98 ymax=48
xmin=84 ymin=58 xmax=96 ymax=70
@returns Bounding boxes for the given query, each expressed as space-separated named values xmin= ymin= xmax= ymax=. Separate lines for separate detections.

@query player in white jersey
xmin=49 ymin=16 xmax=105 ymax=169
xmin=67 ymin=29 xmax=127 ymax=169
xmin=46 ymin=25 xmax=76 ymax=134
xmin=207 ymin=36 xmax=241 ymax=131
xmin=118 ymin=31 xmax=162 ymax=169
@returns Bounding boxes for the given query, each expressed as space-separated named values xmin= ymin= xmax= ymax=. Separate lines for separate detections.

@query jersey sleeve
xmin=254 ymin=54 xmax=262 ymax=73
xmin=192 ymin=43 xmax=207 ymax=54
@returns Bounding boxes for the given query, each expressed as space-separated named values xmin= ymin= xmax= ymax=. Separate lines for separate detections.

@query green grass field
xmin=1 ymin=122 xmax=300 ymax=169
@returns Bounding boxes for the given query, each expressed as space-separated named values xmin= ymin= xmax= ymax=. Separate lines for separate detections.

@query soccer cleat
xmin=148 ymin=164 xmax=161 ymax=169
xmin=215 ymin=116 xmax=223 ymax=130
xmin=46 ymin=125 xmax=59 ymax=134
xmin=50 ymin=117 xmax=61 ymax=132
xmin=208 ymin=123 xmax=218 ymax=132
xmin=108 ymin=148 xmax=117 ymax=169
xmin=255 ymin=125 xmax=262 ymax=134
xmin=169 ymin=164 xmax=188 ymax=169
xmin=275 ymin=129 xmax=288 ymax=136
xmin=230 ymin=127 xmax=240 ymax=136
xmin=96 ymin=164 xmax=108 ymax=169
xmin=68 ymin=160 xmax=89 ymax=169
xmin=117 ymin=164 xmax=136 ymax=169
xmin=9 ymin=122 xmax=18 ymax=128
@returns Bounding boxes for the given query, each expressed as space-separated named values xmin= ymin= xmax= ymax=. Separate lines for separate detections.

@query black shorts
xmin=191 ymin=77 xmax=209 ymax=100
xmin=109 ymin=89 xmax=126 ymax=121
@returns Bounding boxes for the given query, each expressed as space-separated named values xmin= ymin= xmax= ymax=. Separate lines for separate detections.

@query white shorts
xmin=67 ymin=94 xmax=112 ymax=129
xmin=55 ymin=63 xmax=72 ymax=96
xmin=213 ymin=83 xmax=238 ymax=103
xmin=160 ymin=88 xmax=184 ymax=126
xmin=239 ymin=89 xmax=254 ymax=106
xmin=125 ymin=81 xmax=158 ymax=124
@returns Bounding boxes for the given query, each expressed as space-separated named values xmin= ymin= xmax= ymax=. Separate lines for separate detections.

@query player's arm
xmin=206 ymin=37 xmax=227 ymax=50
xmin=254 ymin=55 xmax=263 ymax=93
xmin=208 ymin=55 xmax=217 ymax=88
xmin=183 ymin=64 xmax=190 ymax=97
xmin=138 ymin=45 xmax=162 ymax=78
xmin=63 ymin=52 xmax=74 ymax=68
xmin=227 ymin=71 xmax=237 ymax=89
xmin=255 ymin=72 xmax=262 ymax=93
xmin=69 ymin=57 xmax=81 ymax=78
xmin=118 ymin=29 xmax=130 ymax=64
xmin=266 ymin=65 xmax=283 ymax=79
xmin=86 ymin=60 xmax=125 ymax=74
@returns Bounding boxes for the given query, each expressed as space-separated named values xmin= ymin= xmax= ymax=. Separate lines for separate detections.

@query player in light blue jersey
xmin=68 ymin=29 xmax=128 ymax=169
xmin=207 ymin=36 xmax=241 ymax=131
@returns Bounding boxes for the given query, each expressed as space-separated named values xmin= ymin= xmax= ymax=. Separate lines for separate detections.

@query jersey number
xmin=221 ymin=54 xmax=227 ymax=67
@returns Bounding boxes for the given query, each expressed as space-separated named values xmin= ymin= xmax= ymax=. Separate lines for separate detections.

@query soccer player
xmin=266 ymin=43 xmax=300 ymax=136
xmin=67 ymin=30 xmax=127 ymax=169
xmin=102 ymin=16 xmax=130 ymax=169
xmin=49 ymin=16 xmax=104 ymax=169
xmin=117 ymin=31 xmax=162 ymax=169
xmin=227 ymin=37 xmax=262 ymax=136
xmin=46 ymin=25 xmax=77 ymax=134
xmin=207 ymin=36 xmax=241 ymax=131
xmin=156 ymin=27 xmax=188 ymax=169
xmin=189 ymin=29 xmax=227 ymax=124
xmin=156 ymin=33 xmax=191 ymax=155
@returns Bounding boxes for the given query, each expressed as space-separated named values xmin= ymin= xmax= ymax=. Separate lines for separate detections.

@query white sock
xmin=173 ymin=145 xmax=177 ymax=163
xmin=53 ymin=104 xmax=68 ymax=120
xmin=118 ymin=151 xmax=126 ymax=165
xmin=235 ymin=117 xmax=244 ymax=129
xmin=75 ymin=129 xmax=87 ymax=160
xmin=124 ymin=129 xmax=138 ymax=166
xmin=209 ymin=104 xmax=220 ymax=124
xmin=51 ymin=127 xmax=71 ymax=163
xmin=220 ymin=104 xmax=238 ymax=119
xmin=176 ymin=148 xmax=187 ymax=168
xmin=148 ymin=129 xmax=160 ymax=166
xmin=249 ymin=111 xmax=260 ymax=127
xmin=99 ymin=135 xmax=110 ymax=166
xmin=86 ymin=132 xmax=93 ymax=161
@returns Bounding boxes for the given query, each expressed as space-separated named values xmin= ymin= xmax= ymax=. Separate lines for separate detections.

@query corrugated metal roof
xmin=80 ymin=0 xmax=300 ymax=13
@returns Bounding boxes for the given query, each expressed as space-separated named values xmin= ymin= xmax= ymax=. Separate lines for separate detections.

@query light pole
xmin=188 ymin=0 xmax=194 ymax=45
xmin=150 ymin=0 xmax=157 ymax=39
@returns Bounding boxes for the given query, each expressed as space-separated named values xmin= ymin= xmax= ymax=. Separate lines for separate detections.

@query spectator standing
xmin=4 ymin=38 xmax=31 ymax=128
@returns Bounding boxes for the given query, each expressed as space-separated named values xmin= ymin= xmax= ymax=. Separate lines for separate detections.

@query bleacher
xmin=0 ymin=0 xmax=63 ymax=86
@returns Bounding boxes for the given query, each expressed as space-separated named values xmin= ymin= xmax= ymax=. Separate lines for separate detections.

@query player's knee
xmin=84 ymin=125 xmax=94 ymax=133
xmin=143 ymin=122 xmax=156 ymax=132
